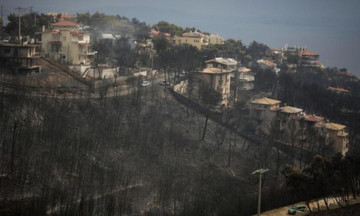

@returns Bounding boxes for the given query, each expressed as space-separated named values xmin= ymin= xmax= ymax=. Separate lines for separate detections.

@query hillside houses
xmin=267 ymin=45 xmax=325 ymax=71
xmin=250 ymin=97 xmax=349 ymax=156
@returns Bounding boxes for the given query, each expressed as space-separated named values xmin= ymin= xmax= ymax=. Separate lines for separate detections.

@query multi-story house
xmin=299 ymin=50 xmax=324 ymax=68
xmin=174 ymin=31 xmax=208 ymax=50
xmin=278 ymin=106 xmax=303 ymax=131
xmin=238 ymin=67 xmax=254 ymax=90
xmin=250 ymin=97 xmax=281 ymax=134
xmin=196 ymin=58 xmax=238 ymax=106
xmin=324 ymin=123 xmax=349 ymax=156
xmin=0 ymin=43 xmax=41 ymax=73
xmin=173 ymin=31 xmax=224 ymax=50
xmin=41 ymin=20 xmax=93 ymax=71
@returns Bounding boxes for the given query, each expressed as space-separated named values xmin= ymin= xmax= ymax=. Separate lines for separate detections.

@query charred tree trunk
xmin=201 ymin=116 xmax=209 ymax=141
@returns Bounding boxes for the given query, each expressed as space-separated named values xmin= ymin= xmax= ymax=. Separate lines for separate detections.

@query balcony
xmin=79 ymin=51 xmax=96 ymax=55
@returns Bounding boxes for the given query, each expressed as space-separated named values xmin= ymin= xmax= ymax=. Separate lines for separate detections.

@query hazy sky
xmin=2 ymin=0 xmax=360 ymax=74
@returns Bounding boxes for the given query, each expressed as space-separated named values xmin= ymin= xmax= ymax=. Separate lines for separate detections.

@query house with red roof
xmin=41 ymin=20 xmax=94 ymax=70
xmin=299 ymin=50 xmax=325 ymax=68
xmin=327 ymin=87 xmax=349 ymax=94
xmin=257 ymin=59 xmax=280 ymax=73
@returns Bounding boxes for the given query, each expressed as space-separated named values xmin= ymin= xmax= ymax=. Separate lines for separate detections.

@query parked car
xmin=140 ymin=80 xmax=150 ymax=87
xmin=159 ymin=81 xmax=170 ymax=86
xmin=288 ymin=205 xmax=306 ymax=215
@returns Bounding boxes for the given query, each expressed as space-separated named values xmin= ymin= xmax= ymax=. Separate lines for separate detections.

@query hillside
xmin=0 ymin=84 xmax=299 ymax=215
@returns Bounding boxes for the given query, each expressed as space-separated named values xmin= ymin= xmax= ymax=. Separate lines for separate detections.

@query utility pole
xmin=252 ymin=168 xmax=269 ymax=216
xmin=15 ymin=7 xmax=23 ymax=44
xmin=1 ymin=5 xmax=3 ymax=41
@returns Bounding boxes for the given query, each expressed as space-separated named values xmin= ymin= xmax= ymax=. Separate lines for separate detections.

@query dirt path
xmin=46 ymin=183 xmax=143 ymax=215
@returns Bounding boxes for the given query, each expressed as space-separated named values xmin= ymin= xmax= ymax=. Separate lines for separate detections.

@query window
xmin=63 ymin=36 xmax=66 ymax=41
xmin=52 ymin=35 xmax=60 ymax=41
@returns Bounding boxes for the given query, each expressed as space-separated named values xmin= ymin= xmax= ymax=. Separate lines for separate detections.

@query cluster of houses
xmin=0 ymin=18 xmax=94 ymax=75
xmin=250 ymin=97 xmax=349 ymax=156
xmin=0 ymin=13 xmax=352 ymax=157
xmin=254 ymin=45 xmax=325 ymax=75
xmin=149 ymin=29 xmax=224 ymax=50
xmin=173 ymin=55 xmax=349 ymax=156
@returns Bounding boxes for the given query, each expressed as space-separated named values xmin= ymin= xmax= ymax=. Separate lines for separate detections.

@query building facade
xmin=324 ymin=123 xmax=349 ymax=156
xmin=196 ymin=58 xmax=238 ymax=105
xmin=0 ymin=44 xmax=41 ymax=73
xmin=41 ymin=21 xmax=93 ymax=66
xmin=173 ymin=31 xmax=224 ymax=50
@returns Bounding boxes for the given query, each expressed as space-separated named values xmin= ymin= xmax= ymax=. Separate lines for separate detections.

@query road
xmin=0 ymin=76 xmax=165 ymax=99
xmin=254 ymin=196 xmax=360 ymax=216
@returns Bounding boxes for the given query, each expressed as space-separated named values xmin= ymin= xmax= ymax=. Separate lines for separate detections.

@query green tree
xmin=247 ymin=41 xmax=269 ymax=61
xmin=4 ymin=13 xmax=52 ymax=38
xmin=152 ymin=21 xmax=184 ymax=36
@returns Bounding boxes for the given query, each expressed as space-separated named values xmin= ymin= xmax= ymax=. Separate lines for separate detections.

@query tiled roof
xmin=61 ymin=14 xmax=76 ymax=19
xmin=300 ymin=51 xmax=319 ymax=56
xmin=257 ymin=59 xmax=277 ymax=68
xmin=327 ymin=87 xmax=349 ymax=93
xmin=182 ymin=31 xmax=205 ymax=38
xmin=280 ymin=106 xmax=303 ymax=114
xmin=238 ymin=67 xmax=251 ymax=73
xmin=251 ymin=97 xmax=281 ymax=105
xmin=51 ymin=20 xmax=79 ymax=27
xmin=325 ymin=123 xmax=346 ymax=131
xmin=304 ymin=114 xmax=324 ymax=122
